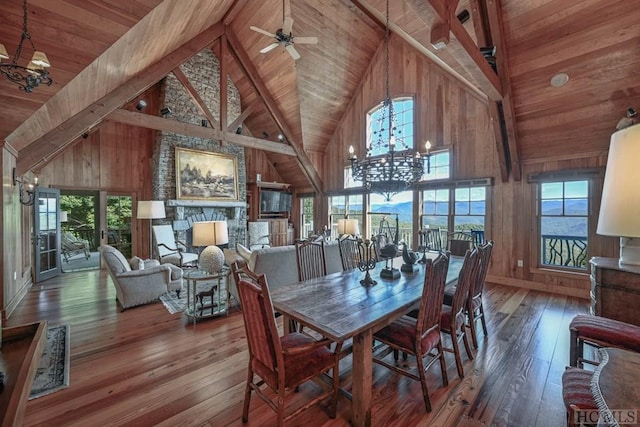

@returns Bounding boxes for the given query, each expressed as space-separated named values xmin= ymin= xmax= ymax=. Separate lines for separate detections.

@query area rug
xmin=160 ymin=292 xmax=187 ymax=314
xmin=29 ymin=324 xmax=70 ymax=399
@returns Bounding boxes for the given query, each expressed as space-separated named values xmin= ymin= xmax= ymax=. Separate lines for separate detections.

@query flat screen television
xmin=260 ymin=190 xmax=292 ymax=213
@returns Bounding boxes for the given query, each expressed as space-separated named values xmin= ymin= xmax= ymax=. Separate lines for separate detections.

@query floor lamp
xmin=137 ymin=201 xmax=166 ymax=259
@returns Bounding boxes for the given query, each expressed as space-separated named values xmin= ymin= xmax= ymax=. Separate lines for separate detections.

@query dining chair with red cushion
xmin=569 ymin=314 xmax=640 ymax=367
xmin=236 ymin=273 xmax=342 ymax=426
xmin=440 ymin=247 xmax=479 ymax=378
xmin=561 ymin=366 xmax=598 ymax=426
xmin=372 ymin=252 xmax=450 ymax=412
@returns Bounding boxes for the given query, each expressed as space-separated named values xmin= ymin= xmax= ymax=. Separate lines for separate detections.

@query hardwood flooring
xmin=6 ymin=270 xmax=589 ymax=426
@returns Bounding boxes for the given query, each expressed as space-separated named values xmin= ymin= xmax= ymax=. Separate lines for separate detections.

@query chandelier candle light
xmin=348 ymin=0 xmax=430 ymax=202
xmin=192 ymin=221 xmax=229 ymax=274
xmin=0 ymin=0 xmax=52 ymax=92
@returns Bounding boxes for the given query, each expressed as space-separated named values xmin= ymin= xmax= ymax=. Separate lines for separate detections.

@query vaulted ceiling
xmin=1 ymin=0 xmax=639 ymax=191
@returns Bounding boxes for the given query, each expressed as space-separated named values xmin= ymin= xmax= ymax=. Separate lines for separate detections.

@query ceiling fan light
xmin=0 ymin=44 xmax=9 ymax=60
xmin=31 ymin=51 xmax=51 ymax=68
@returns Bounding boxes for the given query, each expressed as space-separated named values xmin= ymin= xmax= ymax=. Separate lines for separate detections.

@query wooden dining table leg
xmin=352 ymin=329 xmax=373 ymax=427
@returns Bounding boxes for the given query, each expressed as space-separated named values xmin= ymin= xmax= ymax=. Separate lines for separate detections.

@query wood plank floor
xmin=6 ymin=270 xmax=590 ymax=426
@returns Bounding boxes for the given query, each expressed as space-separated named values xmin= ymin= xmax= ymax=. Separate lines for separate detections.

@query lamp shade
xmin=137 ymin=201 xmax=166 ymax=219
xmin=192 ymin=221 xmax=228 ymax=273
xmin=338 ymin=218 xmax=360 ymax=236
xmin=597 ymin=123 xmax=640 ymax=265
xmin=60 ymin=211 xmax=68 ymax=222
xmin=192 ymin=221 xmax=229 ymax=246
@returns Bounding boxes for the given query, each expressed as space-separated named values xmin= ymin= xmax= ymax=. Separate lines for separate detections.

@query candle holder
xmin=357 ymin=239 xmax=377 ymax=286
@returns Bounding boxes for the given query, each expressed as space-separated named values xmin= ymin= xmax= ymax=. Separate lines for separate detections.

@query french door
xmin=34 ymin=187 xmax=61 ymax=282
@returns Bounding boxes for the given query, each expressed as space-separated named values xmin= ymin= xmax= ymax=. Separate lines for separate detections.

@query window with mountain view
xmin=454 ymin=186 xmax=486 ymax=231
xmin=421 ymin=189 xmax=449 ymax=230
xmin=329 ymin=195 xmax=364 ymax=238
xmin=370 ymin=191 xmax=413 ymax=247
xmin=539 ymin=180 xmax=589 ymax=270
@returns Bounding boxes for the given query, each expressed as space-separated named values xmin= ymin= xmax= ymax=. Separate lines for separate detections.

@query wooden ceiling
xmin=1 ymin=0 xmax=639 ymax=190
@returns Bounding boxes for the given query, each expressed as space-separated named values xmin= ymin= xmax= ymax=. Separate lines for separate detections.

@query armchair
xmin=152 ymin=224 xmax=198 ymax=267
xmin=99 ymin=245 xmax=183 ymax=310
xmin=61 ymin=231 xmax=91 ymax=262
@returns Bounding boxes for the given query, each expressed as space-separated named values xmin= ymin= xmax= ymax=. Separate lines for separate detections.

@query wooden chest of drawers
xmin=590 ymin=257 xmax=640 ymax=326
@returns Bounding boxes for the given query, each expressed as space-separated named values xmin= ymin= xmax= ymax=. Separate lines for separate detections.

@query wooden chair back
xmin=470 ymin=240 xmax=494 ymax=300
xmin=338 ymin=236 xmax=360 ymax=271
xmin=236 ymin=274 xmax=283 ymax=390
xmin=296 ymin=238 xmax=327 ymax=281
xmin=451 ymin=248 xmax=480 ymax=317
xmin=415 ymin=252 xmax=450 ymax=336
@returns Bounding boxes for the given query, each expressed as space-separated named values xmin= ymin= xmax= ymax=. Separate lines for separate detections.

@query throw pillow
xmin=236 ymin=243 xmax=253 ymax=262
xmin=129 ymin=256 xmax=145 ymax=270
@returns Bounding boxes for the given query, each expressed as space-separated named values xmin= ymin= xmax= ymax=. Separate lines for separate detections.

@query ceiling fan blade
xmin=292 ymin=36 xmax=318 ymax=45
xmin=286 ymin=44 xmax=301 ymax=60
xmin=260 ymin=43 xmax=280 ymax=54
xmin=283 ymin=16 xmax=294 ymax=35
xmin=250 ymin=26 xmax=276 ymax=38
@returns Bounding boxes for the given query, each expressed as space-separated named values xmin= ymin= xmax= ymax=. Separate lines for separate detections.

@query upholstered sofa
xmin=228 ymin=241 xmax=343 ymax=302
xmin=99 ymin=244 xmax=183 ymax=310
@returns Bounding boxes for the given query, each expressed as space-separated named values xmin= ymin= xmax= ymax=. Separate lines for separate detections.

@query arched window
xmin=366 ymin=97 xmax=414 ymax=156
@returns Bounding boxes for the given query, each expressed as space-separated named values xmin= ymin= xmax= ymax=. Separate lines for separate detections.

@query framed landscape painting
xmin=175 ymin=147 xmax=239 ymax=201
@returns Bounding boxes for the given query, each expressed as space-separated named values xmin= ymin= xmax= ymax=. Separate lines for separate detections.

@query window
xmin=421 ymin=189 xmax=449 ymax=231
xmin=370 ymin=191 xmax=413 ymax=247
xmin=329 ymin=195 xmax=363 ymax=238
xmin=539 ymin=180 xmax=589 ymax=270
xmin=454 ymin=187 xmax=486 ymax=231
xmin=367 ymin=97 xmax=414 ymax=155
xmin=422 ymin=149 xmax=450 ymax=181
xmin=300 ymin=197 xmax=314 ymax=239
xmin=344 ymin=166 xmax=362 ymax=189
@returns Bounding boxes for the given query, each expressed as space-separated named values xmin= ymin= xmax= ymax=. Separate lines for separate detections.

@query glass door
xmin=105 ymin=194 xmax=133 ymax=258
xmin=34 ymin=187 xmax=61 ymax=282
xmin=60 ymin=191 xmax=100 ymax=272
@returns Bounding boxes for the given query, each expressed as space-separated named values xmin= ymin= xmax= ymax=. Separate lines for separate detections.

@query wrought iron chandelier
xmin=348 ymin=0 xmax=429 ymax=202
xmin=0 ymin=0 xmax=53 ymax=92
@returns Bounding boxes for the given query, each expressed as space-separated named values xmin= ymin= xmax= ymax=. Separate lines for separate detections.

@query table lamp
xmin=337 ymin=218 xmax=360 ymax=237
xmin=597 ymin=123 xmax=640 ymax=265
xmin=192 ymin=221 xmax=228 ymax=273
xmin=60 ymin=211 xmax=68 ymax=222
xmin=137 ymin=201 xmax=166 ymax=258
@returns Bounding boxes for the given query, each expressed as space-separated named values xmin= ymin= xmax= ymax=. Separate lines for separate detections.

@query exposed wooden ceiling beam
xmin=350 ymin=0 xmax=488 ymax=101
xmin=106 ymin=109 xmax=297 ymax=156
xmin=220 ymin=34 xmax=228 ymax=132
xmin=407 ymin=0 xmax=502 ymax=101
xmin=486 ymin=0 xmax=521 ymax=180
xmin=13 ymin=0 xmax=235 ymax=175
xmin=172 ymin=67 xmax=219 ymax=129
xmin=227 ymin=100 xmax=257 ymax=132
xmin=223 ymin=0 xmax=250 ymax=25
xmin=225 ymin=28 xmax=324 ymax=195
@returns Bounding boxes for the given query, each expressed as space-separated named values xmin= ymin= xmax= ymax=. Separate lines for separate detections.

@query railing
xmin=541 ymin=234 xmax=587 ymax=269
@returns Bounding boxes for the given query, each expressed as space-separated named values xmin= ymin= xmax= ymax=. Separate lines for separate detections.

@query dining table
xmin=591 ymin=347 xmax=640 ymax=427
xmin=270 ymin=252 xmax=463 ymax=427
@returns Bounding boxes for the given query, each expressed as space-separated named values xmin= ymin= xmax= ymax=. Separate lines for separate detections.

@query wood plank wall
xmin=322 ymin=34 xmax=619 ymax=298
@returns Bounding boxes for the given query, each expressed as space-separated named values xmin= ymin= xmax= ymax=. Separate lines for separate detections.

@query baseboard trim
xmin=486 ymin=274 xmax=590 ymax=299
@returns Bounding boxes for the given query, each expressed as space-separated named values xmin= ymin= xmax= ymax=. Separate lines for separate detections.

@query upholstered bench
xmin=569 ymin=314 xmax=640 ymax=367
xmin=561 ymin=366 xmax=598 ymax=426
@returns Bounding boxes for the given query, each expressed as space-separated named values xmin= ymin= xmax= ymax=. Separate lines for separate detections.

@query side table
xmin=184 ymin=267 xmax=230 ymax=325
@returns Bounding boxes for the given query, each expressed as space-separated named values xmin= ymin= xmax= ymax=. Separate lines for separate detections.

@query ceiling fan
xmin=250 ymin=0 xmax=318 ymax=61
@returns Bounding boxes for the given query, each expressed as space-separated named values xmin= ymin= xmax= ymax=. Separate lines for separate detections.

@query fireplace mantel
xmin=166 ymin=200 xmax=246 ymax=209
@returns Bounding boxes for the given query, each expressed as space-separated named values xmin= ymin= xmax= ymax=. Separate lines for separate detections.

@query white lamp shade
xmin=60 ymin=211 xmax=68 ymax=222
xmin=597 ymin=124 xmax=640 ymax=238
xmin=137 ymin=201 xmax=166 ymax=219
xmin=338 ymin=218 xmax=360 ymax=236
xmin=192 ymin=221 xmax=229 ymax=246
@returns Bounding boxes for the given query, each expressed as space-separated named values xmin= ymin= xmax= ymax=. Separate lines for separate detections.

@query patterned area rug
xmin=29 ymin=324 xmax=70 ymax=399
xmin=159 ymin=292 xmax=187 ymax=314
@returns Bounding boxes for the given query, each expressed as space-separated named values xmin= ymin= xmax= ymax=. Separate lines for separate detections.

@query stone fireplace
xmin=151 ymin=49 xmax=247 ymax=248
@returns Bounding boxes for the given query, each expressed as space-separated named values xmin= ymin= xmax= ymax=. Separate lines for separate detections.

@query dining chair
xmin=372 ymin=252 xmax=450 ymax=412
xmin=295 ymin=238 xmax=327 ymax=281
xmin=447 ymin=231 xmax=474 ymax=257
xmin=440 ymin=247 xmax=480 ymax=378
xmin=338 ymin=235 xmax=360 ymax=271
xmin=561 ymin=366 xmax=598 ymax=426
xmin=466 ymin=240 xmax=494 ymax=348
xmin=236 ymin=273 xmax=342 ymax=426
